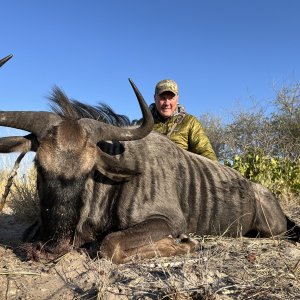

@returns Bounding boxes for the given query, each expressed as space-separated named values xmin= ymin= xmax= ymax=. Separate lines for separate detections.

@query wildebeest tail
xmin=286 ymin=217 xmax=300 ymax=242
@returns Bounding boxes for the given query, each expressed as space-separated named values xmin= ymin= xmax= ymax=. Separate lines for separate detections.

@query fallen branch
xmin=0 ymin=152 xmax=26 ymax=212
xmin=0 ymin=270 xmax=40 ymax=276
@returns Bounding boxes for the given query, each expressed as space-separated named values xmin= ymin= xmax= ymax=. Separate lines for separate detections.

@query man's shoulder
xmin=181 ymin=113 xmax=199 ymax=123
xmin=180 ymin=114 xmax=205 ymax=132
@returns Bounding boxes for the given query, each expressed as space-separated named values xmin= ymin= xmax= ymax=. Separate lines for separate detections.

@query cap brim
xmin=156 ymin=88 xmax=177 ymax=96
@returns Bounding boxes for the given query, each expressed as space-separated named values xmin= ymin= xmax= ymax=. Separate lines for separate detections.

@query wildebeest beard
xmin=37 ymin=170 xmax=88 ymax=249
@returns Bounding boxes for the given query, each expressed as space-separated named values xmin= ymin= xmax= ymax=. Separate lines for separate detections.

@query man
xmin=150 ymin=79 xmax=217 ymax=161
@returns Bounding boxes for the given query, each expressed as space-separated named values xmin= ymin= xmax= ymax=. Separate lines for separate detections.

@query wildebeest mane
xmin=48 ymin=86 xmax=131 ymax=126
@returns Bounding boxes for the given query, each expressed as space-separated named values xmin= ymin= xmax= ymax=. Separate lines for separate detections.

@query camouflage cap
xmin=155 ymin=79 xmax=178 ymax=96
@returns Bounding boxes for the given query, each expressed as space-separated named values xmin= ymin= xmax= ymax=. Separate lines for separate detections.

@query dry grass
xmin=0 ymin=154 xmax=39 ymax=220
xmin=0 ymin=165 xmax=10 ymax=198
xmin=0 ymin=155 xmax=300 ymax=299
xmin=8 ymin=167 xmax=39 ymax=221
xmin=0 ymin=234 xmax=299 ymax=299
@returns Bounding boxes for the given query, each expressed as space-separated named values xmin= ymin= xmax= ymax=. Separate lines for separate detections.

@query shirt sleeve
xmin=188 ymin=117 xmax=218 ymax=161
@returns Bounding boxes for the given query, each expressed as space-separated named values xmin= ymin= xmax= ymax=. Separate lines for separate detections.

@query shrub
xmin=225 ymin=149 xmax=300 ymax=197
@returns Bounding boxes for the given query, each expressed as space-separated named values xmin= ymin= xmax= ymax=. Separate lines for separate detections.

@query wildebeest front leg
xmin=100 ymin=219 xmax=198 ymax=264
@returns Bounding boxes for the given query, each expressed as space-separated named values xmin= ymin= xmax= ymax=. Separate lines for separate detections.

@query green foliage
xmin=200 ymin=82 xmax=300 ymax=199
xmin=225 ymin=149 xmax=300 ymax=196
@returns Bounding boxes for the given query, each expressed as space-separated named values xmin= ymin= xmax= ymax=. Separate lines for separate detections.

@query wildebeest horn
xmin=0 ymin=54 xmax=13 ymax=67
xmin=80 ymin=79 xmax=154 ymax=142
xmin=0 ymin=53 xmax=62 ymax=137
xmin=0 ymin=112 xmax=62 ymax=138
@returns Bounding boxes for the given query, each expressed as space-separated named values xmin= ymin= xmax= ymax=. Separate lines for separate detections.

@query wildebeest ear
xmin=0 ymin=134 xmax=39 ymax=153
xmin=96 ymin=149 xmax=141 ymax=182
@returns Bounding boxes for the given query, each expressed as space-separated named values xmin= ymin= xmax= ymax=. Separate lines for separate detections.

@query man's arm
xmin=188 ymin=117 xmax=218 ymax=161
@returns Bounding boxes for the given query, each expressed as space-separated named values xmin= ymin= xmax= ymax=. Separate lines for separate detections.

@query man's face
xmin=155 ymin=91 xmax=179 ymax=118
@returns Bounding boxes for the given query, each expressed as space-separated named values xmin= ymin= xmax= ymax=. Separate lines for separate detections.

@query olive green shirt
xmin=150 ymin=104 xmax=218 ymax=161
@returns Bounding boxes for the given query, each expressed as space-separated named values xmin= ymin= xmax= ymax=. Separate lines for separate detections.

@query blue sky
xmin=1 ymin=0 xmax=300 ymax=125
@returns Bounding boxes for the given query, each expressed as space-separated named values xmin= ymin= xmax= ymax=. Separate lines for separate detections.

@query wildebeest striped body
xmin=0 ymin=69 xmax=297 ymax=263
xmin=92 ymin=132 xmax=285 ymax=241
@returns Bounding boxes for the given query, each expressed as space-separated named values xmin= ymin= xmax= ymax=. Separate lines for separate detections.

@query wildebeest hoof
xmin=178 ymin=234 xmax=200 ymax=251
xmin=179 ymin=233 xmax=189 ymax=242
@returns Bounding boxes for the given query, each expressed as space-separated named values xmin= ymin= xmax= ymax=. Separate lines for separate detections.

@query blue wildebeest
xmin=0 ymin=57 xmax=299 ymax=263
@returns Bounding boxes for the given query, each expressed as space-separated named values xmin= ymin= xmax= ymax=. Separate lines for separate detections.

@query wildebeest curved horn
xmin=80 ymin=79 xmax=154 ymax=142
xmin=0 ymin=54 xmax=13 ymax=68
xmin=0 ymin=112 xmax=62 ymax=137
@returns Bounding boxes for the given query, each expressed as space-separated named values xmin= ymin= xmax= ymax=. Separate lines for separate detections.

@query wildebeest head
xmin=0 ymin=80 xmax=153 ymax=250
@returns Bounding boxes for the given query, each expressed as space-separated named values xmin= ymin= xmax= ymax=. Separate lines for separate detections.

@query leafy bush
xmin=201 ymin=82 xmax=300 ymax=199
xmin=225 ymin=149 xmax=300 ymax=197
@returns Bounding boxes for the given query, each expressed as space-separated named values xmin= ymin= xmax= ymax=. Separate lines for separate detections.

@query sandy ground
xmin=0 ymin=205 xmax=300 ymax=300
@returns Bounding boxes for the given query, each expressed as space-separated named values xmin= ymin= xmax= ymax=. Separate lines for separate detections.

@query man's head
xmin=154 ymin=79 xmax=179 ymax=118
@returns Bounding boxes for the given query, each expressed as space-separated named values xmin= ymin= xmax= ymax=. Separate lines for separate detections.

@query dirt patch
xmin=1 ymin=206 xmax=300 ymax=299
